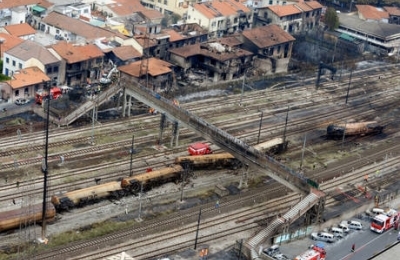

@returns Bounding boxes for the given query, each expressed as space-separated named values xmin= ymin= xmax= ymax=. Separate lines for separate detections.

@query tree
xmin=324 ymin=7 xmax=339 ymax=31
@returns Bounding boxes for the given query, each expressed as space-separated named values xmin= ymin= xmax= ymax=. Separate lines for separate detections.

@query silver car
xmin=311 ymin=232 xmax=336 ymax=243
xmin=15 ymin=98 xmax=29 ymax=105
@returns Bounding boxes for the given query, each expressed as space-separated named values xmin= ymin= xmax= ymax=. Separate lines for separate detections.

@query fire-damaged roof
xmin=242 ymin=25 xmax=295 ymax=49
xmin=118 ymin=57 xmax=173 ymax=77
xmin=169 ymin=42 xmax=253 ymax=62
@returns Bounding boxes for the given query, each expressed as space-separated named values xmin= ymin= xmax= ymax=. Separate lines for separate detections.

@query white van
xmin=348 ymin=220 xmax=363 ymax=230
xmin=366 ymin=208 xmax=384 ymax=217
xmin=339 ymin=221 xmax=350 ymax=232
xmin=330 ymin=227 xmax=345 ymax=238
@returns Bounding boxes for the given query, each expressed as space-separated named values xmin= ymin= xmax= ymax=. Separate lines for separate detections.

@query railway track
xmin=1 ymin=63 xmax=400 ymax=259
xmin=32 ymin=185 xmax=295 ymax=260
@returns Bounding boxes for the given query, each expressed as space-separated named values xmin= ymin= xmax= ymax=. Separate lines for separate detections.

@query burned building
xmin=241 ymin=25 xmax=295 ymax=74
xmin=169 ymin=41 xmax=253 ymax=83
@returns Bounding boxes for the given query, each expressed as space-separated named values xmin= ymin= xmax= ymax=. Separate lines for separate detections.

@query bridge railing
xmin=130 ymin=83 xmax=316 ymax=193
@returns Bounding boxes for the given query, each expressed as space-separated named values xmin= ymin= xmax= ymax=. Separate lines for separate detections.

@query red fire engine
xmin=371 ymin=209 xmax=399 ymax=233
xmin=294 ymin=244 xmax=326 ymax=260
xmin=188 ymin=143 xmax=212 ymax=156
xmin=35 ymin=87 xmax=62 ymax=105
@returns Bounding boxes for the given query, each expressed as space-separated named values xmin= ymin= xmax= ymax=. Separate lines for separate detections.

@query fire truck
xmin=188 ymin=143 xmax=212 ymax=155
xmin=370 ymin=209 xmax=399 ymax=233
xmin=35 ymin=87 xmax=62 ymax=105
xmin=294 ymin=244 xmax=326 ymax=260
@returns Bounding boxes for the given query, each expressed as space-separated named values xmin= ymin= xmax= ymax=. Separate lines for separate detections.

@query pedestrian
xmin=364 ymin=174 xmax=368 ymax=182
xmin=5 ymin=175 xmax=8 ymax=184
xmin=12 ymin=199 xmax=16 ymax=205
xmin=16 ymin=181 xmax=20 ymax=188
xmin=351 ymin=244 xmax=355 ymax=252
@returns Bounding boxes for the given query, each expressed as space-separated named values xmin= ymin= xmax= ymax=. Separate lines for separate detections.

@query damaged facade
xmin=169 ymin=41 xmax=253 ymax=82
xmin=241 ymin=24 xmax=295 ymax=74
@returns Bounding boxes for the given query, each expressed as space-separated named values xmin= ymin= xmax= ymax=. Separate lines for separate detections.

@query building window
xmin=12 ymin=60 xmax=16 ymax=66
xmin=56 ymin=29 xmax=60 ymax=34
xmin=158 ymin=0 xmax=161 ymax=3
xmin=234 ymin=17 xmax=238 ymax=23
xmin=47 ymin=67 xmax=52 ymax=73
xmin=19 ymin=63 xmax=22 ymax=69
xmin=164 ymin=0 xmax=167 ymax=4
xmin=269 ymin=0 xmax=272 ymax=4
xmin=212 ymin=21 xmax=216 ymax=27
xmin=15 ymin=90 xmax=19 ymax=96
xmin=6 ymin=57 xmax=9 ymax=63
xmin=54 ymin=66 xmax=59 ymax=72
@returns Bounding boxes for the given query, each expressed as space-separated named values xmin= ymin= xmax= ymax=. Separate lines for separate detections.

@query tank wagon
xmin=0 ymin=203 xmax=56 ymax=233
xmin=121 ymin=164 xmax=183 ymax=192
xmin=175 ymin=152 xmax=242 ymax=170
xmin=253 ymin=137 xmax=288 ymax=155
xmin=51 ymin=153 xmax=242 ymax=212
xmin=51 ymin=181 xmax=124 ymax=211
xmin=327 ymin=121 xmax=384 ymax=138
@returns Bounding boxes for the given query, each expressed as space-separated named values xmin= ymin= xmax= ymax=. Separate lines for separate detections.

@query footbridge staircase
xmin=247 ymin=189 xmax=324 ymax=259
xmin=33 ymin=83 xmax=122 ymax=126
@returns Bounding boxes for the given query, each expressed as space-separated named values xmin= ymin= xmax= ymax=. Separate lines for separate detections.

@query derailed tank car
xmin=327 ymin=121 xmax=384 ymax=138
xmin=51 ymin=181 xmax=124 ymax=211
xmin=0 ymin=203 xmax=55 ymax=233
xmin=121 ymin=165 xmax=183 ymax=192
xmin=175 ymin=152 xmax=242 ymax=170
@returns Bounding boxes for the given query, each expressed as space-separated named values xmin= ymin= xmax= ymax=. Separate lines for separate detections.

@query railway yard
xmin=0 ymin=61 xmax=400 ymax=259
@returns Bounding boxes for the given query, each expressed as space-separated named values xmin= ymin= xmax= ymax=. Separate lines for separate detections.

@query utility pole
xmin=300 ymin=134 xmax=307 ymax=170
xmin=41 ymin=80 xmax=51 ymax=241
xmin=257 ymin=110 xmax=263 ymax=144
xmin=239 ymin=73 xmax=245 ymax=106
xmin=129 ymin=135 xmax=135 ymax=177
xmin=194 ymin=208 xmax=202 ymax=250
xmin=345 ymin=70 xmax=353 ymax=104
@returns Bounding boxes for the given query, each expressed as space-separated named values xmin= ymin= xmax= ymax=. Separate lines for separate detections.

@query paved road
xmin=279 ymin=222 xmax=399 ymax=260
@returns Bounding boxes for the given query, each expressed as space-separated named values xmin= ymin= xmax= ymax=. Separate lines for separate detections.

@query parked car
xmin=348 ymin=220 xmax=363 ymax=230
xmin=263 ymin=245 xmax=280 ymax=257
xmin=329 ymin=227 xmax=345 ymax=238
xmin=339 ymin=221 xmax=350 ymax=233
xmin=15 ymin=98 xmax=29 ymax=105
xmin=274 ymin=253 xmax=289 ymax=260
xmin=311 ymin=232 xmax=336 ymax=243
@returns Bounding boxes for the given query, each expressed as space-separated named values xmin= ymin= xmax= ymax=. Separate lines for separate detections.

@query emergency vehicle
xmin=188 ymin=143 xmax=212 ymax=155
xmin=294 ymin=244 xmax=326 ymax=260
xmin=370 ymin=209 xmax=399 ymax=233
xmin=35 ymin=87 xmax=62 ymax=105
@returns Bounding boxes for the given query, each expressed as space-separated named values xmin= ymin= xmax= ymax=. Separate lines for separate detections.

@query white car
xmin=339 ymin=221 xmax=350 ymax=233
xmin=311 ymin=232 xmax=336 ymax=243
xmin=15 ymin=98 xmax=29 ymax=105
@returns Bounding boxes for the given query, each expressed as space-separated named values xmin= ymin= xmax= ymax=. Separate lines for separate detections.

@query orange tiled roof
xmin=112 ymin=45 xmax=142 ymax=60
xmin=268 ymin=5 xmax=302 ymax=17
xmin=4 ymin=23 xmax=36 ymax=37
xmin=356 ymin=5 xmax=389 ymax=20
xmin=7 ymin=66 xmax=50 ymax=89
xmin=304 ymin=1 xmax=323 ymax=9
xmin=163 ymin=29 xmax=185 ymax=42
xmin=296 ymin=2 xmax=312 ymax=12
xmin=107 ymin=0 xmax=146 ymax=16
xmin=140 ymin=9 xmax=164 ymax=20
xmin=50 ymin=41 xmax=104 ymax=64
xmin=118 ymin=57 xmax=173 ymax=77
xmin=0 ymin=0 xmax=43 ymax=9
xmin=0 ymin=33 xmax=24 ymax=57
xmin=384 ymin=6 xmax=400 ymax=16
xmin=42 ymin=11 xmax=124 ymax=41
xmin=242 ymin=24 xmax=295 ymax=48
xmin=193 ymin=0 xmax=250 ymax=19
